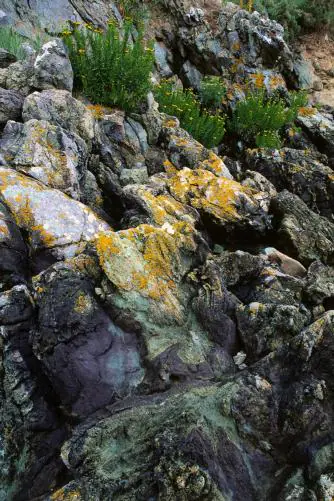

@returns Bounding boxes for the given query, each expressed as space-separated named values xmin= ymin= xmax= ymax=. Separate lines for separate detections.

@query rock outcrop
xmin=0 ymin=2 xmax=332 ymax=500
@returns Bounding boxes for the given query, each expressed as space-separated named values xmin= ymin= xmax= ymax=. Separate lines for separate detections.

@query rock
xmin=0 ymin=87 xmax=23 ymax=127
xmin=262 ymin=247 xmax=307 ymax=278
xmin=33 ymin=39 xmax=73 ymax=92
xmin=154 ymin=41 xmax=174 ymax=78
xmin=0 ymin=167 xmax=109 ymax=269
xmin=270 ymin=190 xmax=334 ymax=265
xmin=304 ymin=261 xmax=334 ymax=307
xmin=237 ymin=302 xmax=310 ymax=361
xmin=31 ymin=258 xmax=144 ymax=418
xmin=0 ymin=284 xmax=34 ymax=324
xmin=94 ymin=222 xmax=221 ymax=379
xmin=23 ymin=89 xmax=95 ymax=145
xmin=246 ymin=148 xmax=334 ymax=219
xmin=0 ymin=48 xmax=16 ymax=68
xmin=0 ymin=201 xmax=27 ymax=289
xmin=0 ymin=0 xmax=121 ymax=34
xmin=297 ymin=109 xmax=334 ymax=164
xmin=61 ymin=382 xmax=274 ymax=500
xmin=121 ymin=180 xmax=199 ymax=228
xmin=293 ymin=57 xmax=317 ymax=90
xmin=119 ymin=167 xmax=149 ymax=186
xmin=5 ymin=58 xmax=35 ymax=96
xmin=163 ymin=166 xmax=270 ymax=240
xmin=0 ymin=119 xmax=88 ymax=198
xmin=181 ymin=59 xmax=203 ymax=91
xmin=162 ymin=123 xmax=233 ymax=178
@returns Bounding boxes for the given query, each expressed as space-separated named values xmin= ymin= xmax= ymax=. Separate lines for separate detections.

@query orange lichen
xmin=87 ymin=104 xmax=112 ymax=119
xmin=163 ymin=118 xmax=178 ymax=128
xmin=298 ymin=107 xmax=316 ymax=117
xmin=50 ymin=487 xmax=81 ymax=501
xmin=74 ymin=293 xmax=92 ymax=314
xmin=31 ymin=224 xmax=56 ymax=247
xmin=250 ymin=73 xmax=265 ymax=89
xmin=163 ymin=159 xmax=177 ymax=174
xmin=167 ymin=167 xmax=256 ymax=221
xmin=95 ymin=222 xmax=196 ymax=319
xmin=201 ymin=151 xmax=227 ymax=177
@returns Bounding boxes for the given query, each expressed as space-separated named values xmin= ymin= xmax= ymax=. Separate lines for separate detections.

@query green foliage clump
xmin=247 ymin=0 xmax=333 ymax=40
xmin=154 ymin=80 xmax=226 ymax=149
xmin=229 ymin=89 xmax=307 ymax=148
xmin=0 ymin=26 xmax=49 ymax=59
xmin=199 ymin=76 xmax=227 ymax=109
xmin=226 ymin=0 xmax=333 ymax=40
xmin=62 ymin=20 xmax=155 ymax=112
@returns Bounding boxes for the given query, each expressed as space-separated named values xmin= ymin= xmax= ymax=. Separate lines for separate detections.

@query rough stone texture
xmin=33 ymin=39 xmax=73 ymax=92
xmin=5 ymin=58 xmax=35 ymax=96
xmin=0 ymin=167 xmax=109 ymax=268
xmin=297 ymin=109 xmax=334 ymax=164
xmin=246 ymin=148 xmax=334 ymax=220
xmin=0 ymin=0 xmax=121 ymax=34
xmin=23 ymin=89 xmax=95 ymax=145
xmin=0 ymin=2 xmax=333 ymax=500
xmin=0 ymin=87 xmax=23 ymax=127
xmin=31 ymin=258 xmax=144 ymax=418
xmin=270 ymin=190 xmax=334 ymax=265
xmin=0 ymin=48 xmax=16 ymax=68
xmin=0 ymin=119 xmax=88 ymax=198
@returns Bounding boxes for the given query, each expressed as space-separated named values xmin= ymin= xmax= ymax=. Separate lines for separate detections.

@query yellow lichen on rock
xmin=200 ymin=151 xmax=229 ymax=177
xmin=50 ymin=486 xmax=81 ymax=501
xmin=95 ymin=222 xmax=197 ymax=320
xmin=167 ymin=167 xmax=256 ymax=221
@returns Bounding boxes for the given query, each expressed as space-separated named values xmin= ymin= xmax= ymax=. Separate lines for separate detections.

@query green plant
xmin=199 ymin=76 xmax=227 ymax=109
xmin=228 ymin=89 xmax=307 ymax=148
xmin=154 ymin=80 xmax=226 ymax=148
xmin=0 ymin=26 xmax=49 ymax=59
xmin=225 ymin=0 xmax=334 ymax=40
xmin=0 ymin=27 xmax=28 ymax=59
xmin=62 ymin=20 xmax=155 ymax=112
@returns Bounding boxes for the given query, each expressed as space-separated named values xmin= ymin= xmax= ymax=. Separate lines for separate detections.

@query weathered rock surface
xmin=0 ymin=2 xmax=332 ymax=501
xmin=23 ymin=89 xmax=95 ymax=144
xmin=270 ymin=190 xmax=334 ymax=265
xmin=0 ymin=87 xmax=23 ymax=127
xmin=33 ymin=39 xmax=73 ymax=92
xmin=0 ymin=119 xmax=88 ymax=198
xmin=246 ymin=148 xmax=334 ymax=219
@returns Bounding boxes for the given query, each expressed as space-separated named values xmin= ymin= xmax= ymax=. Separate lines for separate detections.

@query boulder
xmin=304 ymin=261 xmax=334 ymax=308
xmin=246 ymin=148 xmax=334 ymax=220
xmin=23 ymin=89 xmax=95 ymax=145
xmin=163 ymin=166 xmax=270 ymax=240
xmin=0 ymin=87 xmax=23 ymax=127
xmin=0 ymin=119 xmax=88 ymax=198
xmin=0 ymin=201 xmax=27 ymax=290
xmin=31 ymin=258 xmax=144 ymax=418
xmin=5 ymin=58 xmax=35 ymax=96
xmin=0 ymin=48 xmax=16 ymax=68
xmin=297 ymin=109 xmax=334 ymax=164
xmin=270 ymin=190 xmax=334 ymax=265
xmin=0 ymin=167 xmax=109 ymax=269
xmin=33 ymin=39 xmax=73 ymax=92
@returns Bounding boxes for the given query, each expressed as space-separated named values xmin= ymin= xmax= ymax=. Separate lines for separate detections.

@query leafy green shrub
xmin=62 ymin=20 xmax=155 ymax=112
xmin=0 ymin=26 xmax=48 ymax=59
xmin=154 ymin=80 xmax=226 ymax=148
xmin=0 ymin=27 xmax=26 ymax=59
xmin=199 ymin=76 xmax=226 ymax=109
xmin=251 ymin=0 xmax=333 ymax=40
xmin=228 ymin=89 xmax=307 ymax=148
xmin=226 ymin=0 xmax=334 ymax=40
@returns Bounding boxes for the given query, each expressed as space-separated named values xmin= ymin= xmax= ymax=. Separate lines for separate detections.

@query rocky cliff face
xmin=0 ymin=1 xmax=333 ymax=500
